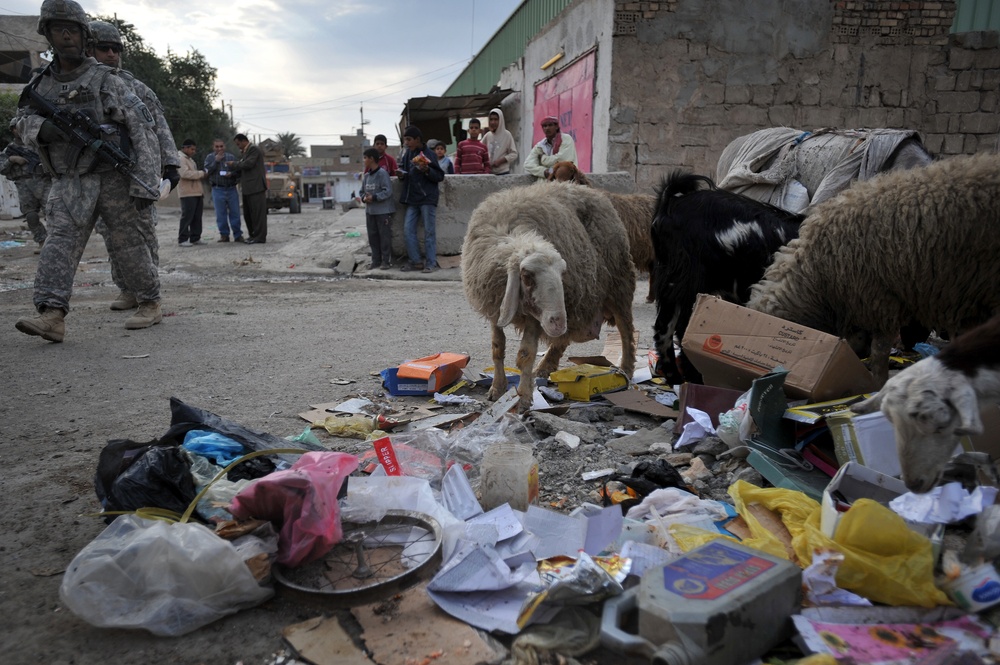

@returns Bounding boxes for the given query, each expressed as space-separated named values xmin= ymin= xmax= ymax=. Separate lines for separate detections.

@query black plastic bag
xmin=96 ymin=444 xmax=197 ymax=517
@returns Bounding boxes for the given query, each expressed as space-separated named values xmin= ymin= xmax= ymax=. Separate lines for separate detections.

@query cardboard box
xmin=381 ymin=353 xmax=470 ymax=396
xmin=820 ymin=461 xmax=908 ymax=538
xmin=681 ymin=295 xmax=876 ymax=402
xmin=827 ymin=409 xmax=968 ymax=478
xmin=548 ymin=364 xmax=628 ymax=401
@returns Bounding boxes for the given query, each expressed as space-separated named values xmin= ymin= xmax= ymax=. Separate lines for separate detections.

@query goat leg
xmin=615 ymin=311 xmax=637 ymax=380
xmin=488 ymin=322 xmax=509 ymax=401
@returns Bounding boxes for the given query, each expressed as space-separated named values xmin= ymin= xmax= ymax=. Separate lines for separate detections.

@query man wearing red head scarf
xmin=523 ymin=115 xmax=578 ymax=180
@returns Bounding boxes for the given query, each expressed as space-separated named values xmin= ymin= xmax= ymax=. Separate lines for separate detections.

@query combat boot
xmin=109 ymin=290 xmax=138 ymax=311
xmin=15 ymin=307 xmax=65 ymax=342
xmin=125 ymin=301 xmax=162 ymax=330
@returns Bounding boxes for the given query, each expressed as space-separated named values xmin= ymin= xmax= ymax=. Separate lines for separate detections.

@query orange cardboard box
xmin=394 ymin=353 xmax=470 ymax=394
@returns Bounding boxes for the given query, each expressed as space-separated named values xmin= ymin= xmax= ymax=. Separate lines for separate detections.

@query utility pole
xmin=360 ymin=103 xmax=370 ymax=139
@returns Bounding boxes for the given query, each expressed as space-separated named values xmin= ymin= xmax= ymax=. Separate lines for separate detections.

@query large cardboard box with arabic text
xmin=681 ymin=295 xmax=876 ymax=402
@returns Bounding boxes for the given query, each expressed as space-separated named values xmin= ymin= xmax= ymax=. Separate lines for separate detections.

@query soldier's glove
xmin=37 ymin=119 xmax=67 ymax=145
xmin=132 ymin=196 xmax=156 ymax=211
xmin=163 ymin=165 xmax=180 ymax=192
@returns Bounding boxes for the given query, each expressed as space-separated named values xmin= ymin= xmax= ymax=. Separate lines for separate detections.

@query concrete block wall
xmin=609 ymin=0 xmax=999 ymax=191
xmin=388 ymin=172 xmax=636 ymax=258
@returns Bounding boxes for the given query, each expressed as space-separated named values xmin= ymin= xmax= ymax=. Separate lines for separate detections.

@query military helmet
xmin=37 ymin=0 xmax=91 ymax=39
xmin=88 ymin=20 xmax=121 ymax=46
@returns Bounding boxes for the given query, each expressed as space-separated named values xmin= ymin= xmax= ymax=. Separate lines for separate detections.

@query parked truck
xmin=262 ymin=143 xmax=302 ymax=214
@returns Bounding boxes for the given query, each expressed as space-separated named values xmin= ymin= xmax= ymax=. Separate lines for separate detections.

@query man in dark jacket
xmin=395 ymin=125 xmax=444 ymax=272
xmin=228 ymin=133 xmax=267 ymax=244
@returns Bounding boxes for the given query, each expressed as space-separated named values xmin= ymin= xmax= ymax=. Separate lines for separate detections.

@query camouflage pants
xmin=34 ymin=172 xmax=159 ymax=313
xmin=15 ymin=176 xmax=51 ymax=245
xmin=95 ymin=205 xmax=158 ymax=293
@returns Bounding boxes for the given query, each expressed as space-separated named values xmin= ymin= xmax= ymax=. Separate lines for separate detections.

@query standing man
xmin=454 ymin=118 xmax=490 ymax=174
xmin=395 ymin=125 xmax=443 ymax=273
xmin=523 ymin=115 xmax=578 ymax=180
xmin=177 ymin=139 xmax=206 ymax=246
xmin=14 ymin=0 xmax=162 ymax=342
xmin=228 ymin=133 xmax=267 ymax=244
xmin=373 ymin=134 xmax=397 ymax=175
xmin=204 ymin=138 xmax=242 ymax=242
xmin=87 ymin=19 xmax=179 ymax=312
xmin=0 ymin=144 xmax=51 ymax=250
xmin=481 ymin=108 xmax=517 ymax=175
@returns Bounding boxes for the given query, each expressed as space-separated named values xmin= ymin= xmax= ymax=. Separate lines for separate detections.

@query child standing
xmin=428 ymin=139 xmax=454 ymax=175
xmin=361 ymin=147 xmax=395 ymax=270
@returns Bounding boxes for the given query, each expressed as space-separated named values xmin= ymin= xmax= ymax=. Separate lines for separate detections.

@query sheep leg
xmin=537 ymin=338 xmax=569 ymax=377
xmin=516 ymin=322 xmax=542 ymax=411
xmin=870 ymin=332 xmax=894 ymax=388
xmin=615 ymin=309 xmax=637 ymax=380
xmin=488 ymin=322 xmax=509 ymax=401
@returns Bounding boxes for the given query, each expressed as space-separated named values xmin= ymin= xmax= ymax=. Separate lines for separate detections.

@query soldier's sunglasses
xmin=95 ymin=43 xmax=122 ymax=54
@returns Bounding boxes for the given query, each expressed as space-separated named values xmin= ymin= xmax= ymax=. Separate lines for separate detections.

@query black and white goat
xmin=853 ymin=314 xmax=1000 ymax=493
xmin=651 ymin=172 xmax=804 ymax=383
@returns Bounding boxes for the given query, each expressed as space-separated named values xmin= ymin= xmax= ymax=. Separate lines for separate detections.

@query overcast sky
xmin=2 ymin=0 xmax=524 ymax=149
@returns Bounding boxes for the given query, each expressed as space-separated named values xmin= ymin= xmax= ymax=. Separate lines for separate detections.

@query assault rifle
xmin=22 ymin=84 xmax=160 ymax=198
xmin=0 ymin=143 xmax=43 ymax=178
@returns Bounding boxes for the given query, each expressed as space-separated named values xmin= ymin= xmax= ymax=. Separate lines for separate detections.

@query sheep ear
xmin=852 ymin=392 xmax=883 ymax=414
xmin=497 ymin=262 xmax=521 ymax=327
xmin=951 ymin=381 xmax=985 ymax=436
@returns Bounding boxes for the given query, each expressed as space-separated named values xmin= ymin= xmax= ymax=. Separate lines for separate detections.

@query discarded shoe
xmin=124 ymin=301 xmax=162 ymax=330
xmin=217 ymin=236 xmax=230 ymax=243
xmin=15 ymin=307 xmax=65 ymax=342
xmin=109 ymin=291 xmax=139 ymax=311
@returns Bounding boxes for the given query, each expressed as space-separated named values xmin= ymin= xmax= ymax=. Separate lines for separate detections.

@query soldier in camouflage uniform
xmin=88 ymin=19 xmax=179 ymax=311
xmin=13 ymin=0 xmax=163 ymax=343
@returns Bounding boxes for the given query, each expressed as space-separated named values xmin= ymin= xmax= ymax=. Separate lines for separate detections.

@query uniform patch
xmin=123 ymin=92 xmax=154 ymax=124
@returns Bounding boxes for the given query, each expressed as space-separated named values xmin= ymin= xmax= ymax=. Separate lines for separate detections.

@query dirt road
xmin=0 ymin=202 xmax=660 ymax=664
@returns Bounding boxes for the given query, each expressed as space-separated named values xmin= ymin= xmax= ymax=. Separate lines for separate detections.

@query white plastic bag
xmin=60 ymin=515 xmax=273 ymax=636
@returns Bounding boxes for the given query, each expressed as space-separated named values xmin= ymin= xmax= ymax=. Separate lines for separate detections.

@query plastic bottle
xmin=479 ymin=442 xmax=539 ymax=511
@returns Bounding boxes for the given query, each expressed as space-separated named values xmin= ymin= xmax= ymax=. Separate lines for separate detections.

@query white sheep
xmin=853 ymin=314 xmax=1000 ymax=492
xmin=461 ymin=181 xmax=637 ymax=411
xmin=747 ymin=152 xmax=1000 ymax=387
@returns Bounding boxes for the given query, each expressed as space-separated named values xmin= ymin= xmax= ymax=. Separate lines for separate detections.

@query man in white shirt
xmin=523 ymin=115 xmax=578 ymax=180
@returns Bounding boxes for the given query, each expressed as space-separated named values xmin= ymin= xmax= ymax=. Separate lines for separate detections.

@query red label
xmin=373 ymin=437 xmax=401 ymax=476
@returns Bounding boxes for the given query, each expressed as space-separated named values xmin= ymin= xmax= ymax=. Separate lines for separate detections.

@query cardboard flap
xmin=397 ymin=353 xmax=470 ymax=379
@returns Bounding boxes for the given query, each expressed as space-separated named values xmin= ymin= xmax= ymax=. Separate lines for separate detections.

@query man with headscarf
xmin=14 ymin=0 xmax=162 ymax=342
xmin=87 ymin=19 xmax=179 ymax=312
xmin=481 ymin=107 xmax=517 ymax=175
xmin=523 ymin=115 xmax=577 ymax=180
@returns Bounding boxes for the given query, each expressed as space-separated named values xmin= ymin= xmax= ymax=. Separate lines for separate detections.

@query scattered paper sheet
xmin=428 ymin=542 xmax=537 ymax=592
xmin=467 ymin=504 xmax=524 ymax=542
xmin=889 ymin=483 xmax=999 ymax=524
xmin=427 ymin=580 xmax=553 ymax=635
xmin=674 ymin=407 xmax=716 ymax=448
xmin=524 ymin=505 xmax=588 ymax=560
xmin=619 ymin=540 xmax=675 ymax=577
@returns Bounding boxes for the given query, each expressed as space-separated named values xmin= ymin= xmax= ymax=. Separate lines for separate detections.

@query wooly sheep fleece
xmin=461 ymin=181 xmax=637 ymax=410
xmin=747 ymin=152 xmax=1000 ymax=387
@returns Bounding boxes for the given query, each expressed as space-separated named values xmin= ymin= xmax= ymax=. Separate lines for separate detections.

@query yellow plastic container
xmin=548 ymin=364 xmax=628 ymax=401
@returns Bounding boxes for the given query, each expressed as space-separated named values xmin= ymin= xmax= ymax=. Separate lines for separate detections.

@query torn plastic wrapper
xmin=517 ymin=551 xmax=629 ymax=628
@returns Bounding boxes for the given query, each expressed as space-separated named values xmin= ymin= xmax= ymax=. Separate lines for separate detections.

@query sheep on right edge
xmin=461 ymin=181 xmax=637 ymax=412
xmin=747 ymin=152 xmax=1000 ymax=387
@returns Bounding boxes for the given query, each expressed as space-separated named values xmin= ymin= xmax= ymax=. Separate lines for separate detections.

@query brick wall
xmin=608 ymin=0 xmax=999 ymax=191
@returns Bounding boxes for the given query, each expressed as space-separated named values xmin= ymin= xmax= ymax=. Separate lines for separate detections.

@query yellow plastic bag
xmin=670 ymin=480 xmax=950 ymax=607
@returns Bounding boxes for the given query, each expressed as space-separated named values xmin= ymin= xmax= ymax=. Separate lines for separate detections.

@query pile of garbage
xmin=56 ymin=336 xmax=1000 ymax=664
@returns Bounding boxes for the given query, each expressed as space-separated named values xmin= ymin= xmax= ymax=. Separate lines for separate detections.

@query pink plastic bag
xmin=230 ymin=451 xmax=358 ymax=567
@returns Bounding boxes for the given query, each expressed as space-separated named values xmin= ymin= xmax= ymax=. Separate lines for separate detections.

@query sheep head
xmin=547 ymin=161 xmax=590 ymax=185
xmin=497 ymin=247 xmax=568 ymax=338
xmin=852 ymin=357 xmax=983 ymax=493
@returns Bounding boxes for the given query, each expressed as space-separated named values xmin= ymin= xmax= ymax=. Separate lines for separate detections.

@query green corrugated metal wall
xmin=444 ymin=0 xmax=575 ymax=96
xmin=952 ymin=0 xmax=1000 ymax=32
